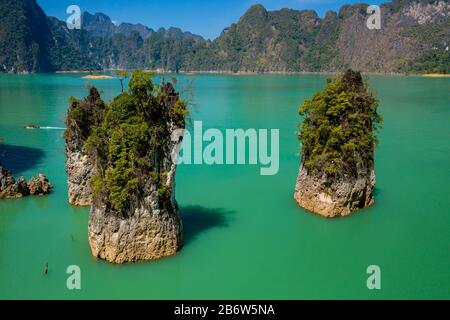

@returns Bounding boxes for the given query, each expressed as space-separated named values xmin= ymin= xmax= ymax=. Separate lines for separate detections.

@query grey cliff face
xmin=65 ymin=151 xmax=94 ymax=206
xmin=402 ymin=0 xmax=449 ymax=25
xmin=332 ymin=1 xmax=449 ymax=73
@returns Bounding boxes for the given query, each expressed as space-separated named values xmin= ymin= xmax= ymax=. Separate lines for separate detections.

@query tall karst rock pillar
xmin=65 ymin=71 xmax=187 ymax=263
xmin=294 ymin=70 xmax=382 ymax=218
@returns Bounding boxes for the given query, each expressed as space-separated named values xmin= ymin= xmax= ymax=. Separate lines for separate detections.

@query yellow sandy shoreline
xmin=421 ymin=74 xmax=450 ymax=77
xmin=75 ymin=72 xmax=450 ymax=79
xmin=82 ymin=75 xmax=114 ymax=79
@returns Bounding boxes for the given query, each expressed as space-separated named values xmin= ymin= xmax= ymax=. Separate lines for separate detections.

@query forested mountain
xmin=210 ymin=1 xmax=449 ymax=73
xmin=0 ymin=0 xmax=448 ymax=74
xmin=0 ymin=0 xmax=53 ymax=72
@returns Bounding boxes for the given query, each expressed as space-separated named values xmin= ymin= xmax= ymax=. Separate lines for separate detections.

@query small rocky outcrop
xmin=295 ymin=70 xmax=382 ymax=218
xmin=64 ymin=87 xmax=105 ymax=206
xmin=28 ymin=173 xmax=53 ymax=195
xmin=65 ymin=70 xmax=187 ymax=263
xmin=0 ymin=165 xmax=52 ymax=199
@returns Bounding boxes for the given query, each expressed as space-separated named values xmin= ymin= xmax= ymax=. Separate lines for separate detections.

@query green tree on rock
xmin=86 ymin=70 xmax=188 ymax=213
xmin=116 ymin=71 xmax=129 ymax=93
xmin=299 ymin=69 xmax=382 ymax=177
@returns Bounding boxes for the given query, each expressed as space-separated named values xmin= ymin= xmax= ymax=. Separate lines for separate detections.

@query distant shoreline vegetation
xmin=53 ymin=70 xmax=450 ymax=77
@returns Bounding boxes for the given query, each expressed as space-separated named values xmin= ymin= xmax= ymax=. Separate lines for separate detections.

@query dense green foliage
xmin=0 ymin=0 xmax=53 ymax=72
xmin=64 ymin=87 xmax=106 ymax=151
xmin=82 ymin=70 xmax=188 ymax=212
xmin=398 ymin=19 xmax=450 ymax=74
xmin=212 ymin=5 xmax=336 ymax=72
xmin=299 ymin=70 xmax=382 ymax=177
xmin=401 ymin=50 xmax=450 ymax=74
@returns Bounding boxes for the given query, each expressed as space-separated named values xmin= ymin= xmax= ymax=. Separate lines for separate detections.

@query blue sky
xmin=38 ymin=0 xmax=386 ymax=40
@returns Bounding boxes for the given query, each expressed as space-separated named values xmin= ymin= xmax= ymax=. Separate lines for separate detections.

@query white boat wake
xmin=25 ymin=125 xmax=66 ymax=130
xmin=39 ymin=126 xmax=66 ymax=130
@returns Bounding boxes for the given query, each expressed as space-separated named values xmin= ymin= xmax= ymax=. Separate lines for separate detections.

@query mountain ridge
xmin=0 ymin=0 xmax=448 ymax=74
xmin=81 ymin=11 xmax=205 ymax=41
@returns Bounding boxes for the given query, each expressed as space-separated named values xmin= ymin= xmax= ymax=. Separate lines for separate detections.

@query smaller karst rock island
xmin=0 ymin=165 xmax=52 ymax=199
xmin=295 ymin=69 xmax=382 ymax=218
xmin=64 ymin=70 xmax=187 ymax=264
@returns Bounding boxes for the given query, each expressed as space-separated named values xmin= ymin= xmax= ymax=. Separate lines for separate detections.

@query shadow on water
xmin=0 ymin=144 xmax=45 ymax=175
xmin=372 ymin=187 xmax=381 ymax=198
xmin=180 ymin=205 xmax=234 ymax=246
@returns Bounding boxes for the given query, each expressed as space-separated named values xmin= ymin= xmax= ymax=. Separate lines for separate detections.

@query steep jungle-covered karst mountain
xmin=0 ymin=0 xmax=53 ymax=72
xmin=0 ymin=0 xmax=448 ymax=74
xmin=211 ymin=1 xmax=449 ymax=73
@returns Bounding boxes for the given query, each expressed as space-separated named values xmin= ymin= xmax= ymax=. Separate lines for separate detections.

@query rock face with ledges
xmin=294 ymin=164 xmax=375 ymax=218
xmin=65 ymin=152 xmax=94 ymax=206
xmin=64 ymin=87 xmax=105 ymax=206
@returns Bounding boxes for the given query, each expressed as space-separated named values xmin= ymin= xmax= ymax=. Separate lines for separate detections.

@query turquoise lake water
xmin=0 ymin=74 xmax=448 ymax=299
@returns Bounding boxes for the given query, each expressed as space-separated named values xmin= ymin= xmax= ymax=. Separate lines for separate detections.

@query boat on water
xmin=24 ymin=125 xmax=40 ymax=129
